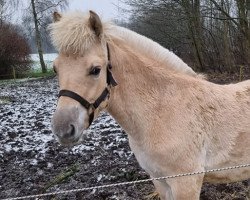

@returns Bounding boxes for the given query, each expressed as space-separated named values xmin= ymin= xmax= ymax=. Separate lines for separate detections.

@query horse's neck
xmin=106 ymin=40 xmax=178 ymax=141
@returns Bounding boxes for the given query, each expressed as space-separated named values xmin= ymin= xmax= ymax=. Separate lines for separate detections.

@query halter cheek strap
xmin=58 ymin=44 xmax=117 ymax=127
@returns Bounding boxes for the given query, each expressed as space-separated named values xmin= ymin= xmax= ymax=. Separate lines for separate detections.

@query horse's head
xmin=50 ymin=11 xmax=116 ymax=146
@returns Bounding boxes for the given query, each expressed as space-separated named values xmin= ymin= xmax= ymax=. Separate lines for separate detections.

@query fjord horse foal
xmin=50 ymin=10 xmax=250 ymax=199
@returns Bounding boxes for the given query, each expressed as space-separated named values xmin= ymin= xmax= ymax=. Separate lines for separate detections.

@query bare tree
xmin=210 ymin=0 xmax=250 ymax=65
xmin=121 ymin=0 xmax=249 ymax=73
xmin=30 ymin=0 xmax=46 ymax=73
xmin=221 ymin=0 xmax=234 ymax=72
xmin=180 ymin=0 xmax=205 ymax=71
xmin=123 ymin=0 xmax=207 ymax=71
xmin=0 ymin=0 xmax=19 ymax=25
xmin=24 ymin=0 xmax=68 ymax=73
xmin=123 ymin=1 xmax=191 ymax=57
xmin=236 ymin=0 xmax=250 ymax=64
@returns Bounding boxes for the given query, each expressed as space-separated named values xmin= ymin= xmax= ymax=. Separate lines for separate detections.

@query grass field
xmin=0 ymin=57 xmax=56 ymax=83
xmin=28 ymin=68 xmax=55 ymax=78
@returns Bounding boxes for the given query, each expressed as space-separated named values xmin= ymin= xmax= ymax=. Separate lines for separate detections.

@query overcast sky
xmin=11 ymin=0 xmax=127 ymax=24
xmin=68 ymin=0 xmax=122 ymax=20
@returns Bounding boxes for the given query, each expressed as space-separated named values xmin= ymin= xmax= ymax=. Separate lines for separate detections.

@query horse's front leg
xmin=153 ymin=179 xmax=173 ymax=200
xmin=167 ymin=174 xmax=204 ymax=200
xmin=153 ymin=174 xmax=204 ymax=200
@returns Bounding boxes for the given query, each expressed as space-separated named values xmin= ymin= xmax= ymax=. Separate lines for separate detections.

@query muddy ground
xmin=0 ymin=72 xmax=249 ymax=200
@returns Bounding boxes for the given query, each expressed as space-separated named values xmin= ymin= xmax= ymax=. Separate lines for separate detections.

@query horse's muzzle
xmin=52 ymin=106 xmax=86 ymax=146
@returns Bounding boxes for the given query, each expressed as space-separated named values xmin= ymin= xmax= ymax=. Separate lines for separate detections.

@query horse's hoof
xmin=144 ymin=191 xmax=160 ymax=200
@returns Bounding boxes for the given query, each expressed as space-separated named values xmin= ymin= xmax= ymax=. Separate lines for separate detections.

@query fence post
xmin=12 ymin=66 xmax=16 ymax=80
xmin=239 ymin=65 xmax=243 ymax=82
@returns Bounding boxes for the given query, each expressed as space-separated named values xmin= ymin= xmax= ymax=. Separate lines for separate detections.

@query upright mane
xmin=49 ymin=11 xmax=197 ymax=77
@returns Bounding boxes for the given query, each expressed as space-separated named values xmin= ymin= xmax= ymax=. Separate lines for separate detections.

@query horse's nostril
xmin=62 ymin=124 xmax=76 ymax=139
xmin=69 ymin=124 xmax=75 ymax=137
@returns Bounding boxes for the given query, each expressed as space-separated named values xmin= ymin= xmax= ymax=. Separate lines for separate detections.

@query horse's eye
xmin=89 ymin=66 xmax=101 ymax=76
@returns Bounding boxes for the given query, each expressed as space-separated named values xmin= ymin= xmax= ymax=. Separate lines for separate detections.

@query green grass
xmin=0 ymin=68 xmax=55 ymax=85
xmin=0 ymin=96 xmax=12 ymax=104
xmin=43 ymin=163 xmax=80 ymax=192
xmin=28 ymin=68 xmax=55 ymax=78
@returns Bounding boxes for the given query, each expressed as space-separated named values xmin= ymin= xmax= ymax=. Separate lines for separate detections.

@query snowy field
xmin=0 ymin=78 xmax=249 ymax=199
xmin=0 ymin=78 xmax=151 ymax=200
xmin=30 ymin=53 xmax=58 ymax=62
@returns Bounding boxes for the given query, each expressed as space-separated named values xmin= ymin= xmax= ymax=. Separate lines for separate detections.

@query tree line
xmin=122 ymin=0 xmax=250 ymax=73
xmin=1 ymin=0 xmax=249 ymax=78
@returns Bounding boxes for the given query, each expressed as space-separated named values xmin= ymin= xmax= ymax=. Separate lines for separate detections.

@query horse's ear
xmin=89 ymin=10 xmax=103 ymax=37
xmin=53 ymin=12 xmax=62 ymax=22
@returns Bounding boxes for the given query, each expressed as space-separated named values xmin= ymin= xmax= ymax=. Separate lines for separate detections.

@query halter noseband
xmin=58 ymin=44 xmax=117 ymax=127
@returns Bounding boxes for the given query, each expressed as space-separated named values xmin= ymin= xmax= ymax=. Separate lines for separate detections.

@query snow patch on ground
xmin=0 ymin=78 xmax=131 ymax=163
xmin=1 ymin=77 xmax=242 ymax=200
xmin=0 ymin=79 xmax=58 ymax=159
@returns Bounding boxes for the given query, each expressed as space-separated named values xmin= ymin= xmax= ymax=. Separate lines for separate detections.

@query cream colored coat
xmin=50 ymin=11 xmax=250 ymax=200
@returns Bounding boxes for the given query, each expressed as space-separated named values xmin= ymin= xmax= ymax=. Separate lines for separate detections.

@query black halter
xmin=58 ymin=44 xmax=117 ymax=127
